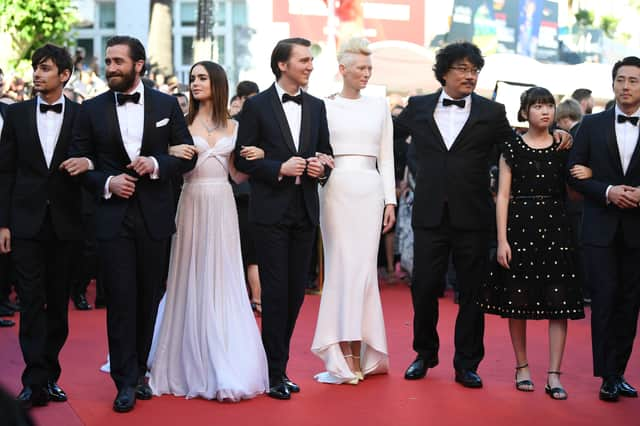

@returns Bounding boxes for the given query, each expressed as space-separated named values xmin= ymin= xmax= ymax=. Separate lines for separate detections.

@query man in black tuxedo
xmin=397 ymin=42 xmax=570 ymax=388
xmin=0 ymin=44 xmax=81 ymax=407
xmin=69 ymin=36 xmax=196 ymax=413
xmin=568 ymin=56 xmax=640 ymax=402
xmin=0 ymin=98 xmax=15 ymax=328
xmin=234 ymin=37 xmax=332 ymax=400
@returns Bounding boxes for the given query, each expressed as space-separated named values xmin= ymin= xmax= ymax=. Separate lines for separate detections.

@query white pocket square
xmin=155 ymin=118 xmax=170 ymax=127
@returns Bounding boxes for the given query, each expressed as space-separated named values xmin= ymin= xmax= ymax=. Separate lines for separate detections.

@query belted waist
xmin=334 ymin=155 xmax=376 ymax=170
xmin=511 ymin=194 xmax=559 ymax=200
xmin=183 ymin=177 xmax=229 ymax=186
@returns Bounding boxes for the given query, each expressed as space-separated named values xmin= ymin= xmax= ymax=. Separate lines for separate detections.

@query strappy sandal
xmin=353 ymin=355 xmax=364 ymax=381
xmin=343 ymin=355 xmax=359 ymax=385
xmin=545 ymin=371 xmax=568 ymax=400
xmin=515 ymin=363 xmax=534 ymax=392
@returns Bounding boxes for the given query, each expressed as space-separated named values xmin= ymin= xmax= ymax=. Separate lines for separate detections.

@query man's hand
xmin=608 ymin=185 xmax=638 ymax=209
xmin=109 ymin=174 xmax=138 ymax=199
xmin=623 ymin=186 xmax=640 ymax=205
xmin=306 ymin=157 xmax=325 ymax=178
xmin=280 ymin=157 xmax=306 ymax=177
xmin=60 ymin=157 xmax=91 ymax=176
xmin=127 ymin=156 xmax=155 ymax=176
xmin=382 ymin=204 xmax=396 ymax=234
xmin=0 ymin=228 xmax=11 ymax=254
xmin=552 ymin=129 xmax=573 ymax=151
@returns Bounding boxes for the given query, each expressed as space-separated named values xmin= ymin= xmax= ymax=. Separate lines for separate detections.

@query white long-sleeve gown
xmin=311 ymin=95 xmax=396 ymax=384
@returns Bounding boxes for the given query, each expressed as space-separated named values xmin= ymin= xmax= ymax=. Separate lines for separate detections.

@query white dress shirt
xmin=433 ymin=90 xmax=471 ymax=150
xmin=274 ymin=82 xmax=302 ymax=151
xmin=104 ymin=80 xmax=159 ymax=198
xmin=605 ymin=105 xmax=640 ymax=202
xmin=36 ymin=95 xmax=65 ymax=168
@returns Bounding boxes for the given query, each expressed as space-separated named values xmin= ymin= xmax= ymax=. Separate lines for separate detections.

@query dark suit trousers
xmin=98 ymin=199 xmax=168 ymax=390
xmin=411 ymin=208 xmax=487 ymax=371
xmin=584 ymin=226 xmax=640 ymax=378
xmin=253 ymin=187 xmax=316 ymax=384
xmin=12 ymin=210 xmax=78 ymax=387
xmin=0 ymin=252 xmax=12 ymax=301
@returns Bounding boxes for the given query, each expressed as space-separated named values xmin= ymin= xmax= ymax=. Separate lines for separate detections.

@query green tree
xmin=574 ymin=9 xmax=594 ymax=30
xmin=600 ymin=15 xmax=619 ymax=39
xmin=0 ymin=0 xmax=77 ymax=70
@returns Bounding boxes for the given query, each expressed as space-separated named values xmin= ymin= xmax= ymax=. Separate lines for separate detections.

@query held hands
xmin=0 ymin=228 xmax=10 ymax=254
xmin=497 ymin=241 xmax=512 ymax=270
xmin=169 ymin=144 xmax=198 ymax=160
xmin=127 ymin=156 xmax=155 ymax=176
xmin=609 ymin=185 xmax=640 ymax=209
xmin=109 ymin=174 xmax=138 ymax=199
xmin=239 ymin=146 xmax=265 ymax=161
xmin=552 ymin=129 xmax=573 ymax=151
xmin=382 ymin=204 xmax=396 ymax=234
xmin=60 ymin=158 xmax=90 ymax=176
xmin=570 ymin=165 xmax=593 ymax=180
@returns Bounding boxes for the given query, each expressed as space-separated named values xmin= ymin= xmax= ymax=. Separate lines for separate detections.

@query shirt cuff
xmin=86 ymin=158 xmax=94 ymax=171
xmin=605 ymin=185 xmax=612 ymax=204
xmin=103 ymin=176 xmax=114 ymax=199
xmin=149 ymin=156 xmax=160 ymax=180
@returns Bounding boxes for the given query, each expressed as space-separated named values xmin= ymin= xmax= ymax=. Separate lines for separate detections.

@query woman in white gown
xmin=148 ymin=61 xmax=268 ymax=401
xmin=311 ymin=38 xmax=396 ymax=384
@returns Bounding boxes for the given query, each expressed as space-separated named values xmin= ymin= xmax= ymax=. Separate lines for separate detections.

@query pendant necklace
xmin=201 ymin=118 xmax=217 ymax=135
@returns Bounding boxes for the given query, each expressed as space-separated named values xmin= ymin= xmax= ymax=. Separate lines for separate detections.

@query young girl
xmin=479 ymin=87 xmax=584 ymax=400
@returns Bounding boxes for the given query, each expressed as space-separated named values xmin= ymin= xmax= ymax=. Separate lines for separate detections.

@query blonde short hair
xmin=337 ymin=37 xmax=372 ymax=66
xmin=556 ymin=97 xmax=583 ymax=122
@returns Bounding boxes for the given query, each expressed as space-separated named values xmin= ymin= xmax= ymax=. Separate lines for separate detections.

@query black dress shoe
xmin=0 ymin=304 xmax=14 ymax=317
xmin=0 ymin=318 xmax=15 ymax=327
xmin=599 ymin=377 xmax=620 ymax=402
xmin=404 ymin=357 xmax=428 ymax=380
xmin=17 ymin=386 xmax=49 ymax=408
xmin=113 ymin=387 xmax=136 ymax=413
xmin=135 ymin=382 xmax=153 ymax=400
xmin=94 ymin=297 xmax=106 ymax=309
xmin=267 ymin=381 xmax=291 ymax=400
xmin=617 ymin=377 xmax=638 ymax=398
xmin=1 ymin=299 xmax=20 ymax=312
xmin=47 ymin=381 xmax=68 ymax=402
xmin=72 ymin=294 xmax=92 ymax=310
xmin=282 ymin=374 xmax=300 ymax=393
xmin=455 ymin=369 xmax=483 ymax=388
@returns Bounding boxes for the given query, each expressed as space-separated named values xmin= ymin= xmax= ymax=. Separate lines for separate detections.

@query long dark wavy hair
xmin=187 ymin=60 xmax=229 ymax=128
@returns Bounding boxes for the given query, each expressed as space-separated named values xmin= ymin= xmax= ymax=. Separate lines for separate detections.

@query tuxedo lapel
xmin=268 ymin=85 xmax=297 ymax=154
xmin=48 ymin=97 xmax=73 ymax=173
xmin=299 ymin=92 xmax=312 ymax=154
xmin=625 ymin=127 xmax=640 ymax=176
xmin=450 ymin=93 xmax=480 ymax=151
xmin=604 ymin=109 xmax=624 ymax=176
xmin=422 ymin=93 xmax=447 ymax=152
xmin=27 ymin=100 xmax=49 ymax=172
xmin=105 ymin=92 xmax=131 ymax=162
xmin=140 ymin=88 xmax=154 ymax=155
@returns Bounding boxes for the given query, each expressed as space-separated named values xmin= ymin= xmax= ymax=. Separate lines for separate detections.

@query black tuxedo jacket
xmin=0 ymin=102 xmax=7 ymax=120
xmin=568 ymin=108 xmax=640 ymax=247
xmin=233 ymin=84 xmax=332 ymax=225
xmin=0 ymin=97 xmax=82 ymax=240
xmin=397 ymin=91 xmax=513 ymax=230
xmin=69 ymin=88 xmax=196 ymax=240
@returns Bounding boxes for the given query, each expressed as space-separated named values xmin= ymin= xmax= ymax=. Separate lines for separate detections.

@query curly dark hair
xmin=31 ymin=44 xmax=73 ymax=86
xmin=433 ymin=42 xmax=484 ymax=86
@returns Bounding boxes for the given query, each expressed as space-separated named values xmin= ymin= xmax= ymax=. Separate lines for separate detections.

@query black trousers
xmin=0 ymin=252 xmax=12 ymax=302
xmin=12 ymin=212 xmax=78 ymax=387
xmin=98 ymin=200 xmax=168 ymax=391
xmin=411 ymin=209 xmax=488 ymax=371
xmin=70 ymin=212 xmax=98 ymax=297
xmin=584 ymin=227 xmax=640 ymax=378
xmin=253 ymin=188 xmax=316 ymax=385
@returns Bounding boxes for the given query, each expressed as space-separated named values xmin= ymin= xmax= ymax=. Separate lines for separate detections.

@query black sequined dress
xmin=479 ymin=136 xmax=584 ymax=320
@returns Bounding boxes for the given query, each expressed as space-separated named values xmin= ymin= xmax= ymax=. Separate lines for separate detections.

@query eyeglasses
xmin=449 ymin=66 xmax=481 ymax=76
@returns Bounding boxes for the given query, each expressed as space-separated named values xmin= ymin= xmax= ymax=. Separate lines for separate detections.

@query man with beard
xmin=69 ymin=36 xmax=196 ymax=413
xmin=571 ymin=88 xmax=594 ymax=115
xmin=0 ymin=44 xmax=82 ymax=407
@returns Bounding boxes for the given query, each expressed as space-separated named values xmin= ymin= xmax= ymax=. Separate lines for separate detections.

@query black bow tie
xmin=282 ymin=93 xmax=302 ymax=105
xmin=443 ymin=98 xmax=465 ymax=108
xmin=117 ymin=92 xmax=141 ymax=106
xmin=617 ymin=114 xmax=639 ymax=126
xmin=39 ymin=103 xmax=62 ymax=114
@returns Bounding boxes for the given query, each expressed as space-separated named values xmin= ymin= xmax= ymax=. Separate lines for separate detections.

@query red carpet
xmin=1 ymin=281 xmax=638 ymax=426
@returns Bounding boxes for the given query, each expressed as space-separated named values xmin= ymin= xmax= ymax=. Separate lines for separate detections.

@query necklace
xmin=200 ymin=118 xmax=217 ymax=135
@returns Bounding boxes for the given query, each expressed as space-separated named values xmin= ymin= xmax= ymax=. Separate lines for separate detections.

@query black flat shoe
xmin=17 ymin=386 xmax=49 ymax=408
xmin=0 ymin=304 xmax=14 ymax=317
xmin=0 ymin=318 xmax=14 ymax=327
xmin=47 ymin=381 xmax=68 ymax=402
xmin=283 ymin=374 xmax=300 ymax=393
xmin=599 ymin=377 xmax=620 ymax=402
xmin=72 ymin=294 xmax=92 ymax=310
xmin=515 ymin=363 xmax=534 ymax=392
xmin=404 ymin=357 xmax=428 ymax=380
xmin=455 ymin=369 xmax=483 ymax=388
xmin=135 ymin=382 xmax=152 ymax=400
xmin=617 ymin=377 xmax=638 ymax=398
xmin=113 ymin=387 xmax=136 ymax=413
xmin=267 ymin=381 xmax=291 ymax=400
xmin=544 ymin=371 xmax=567 ymax=400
